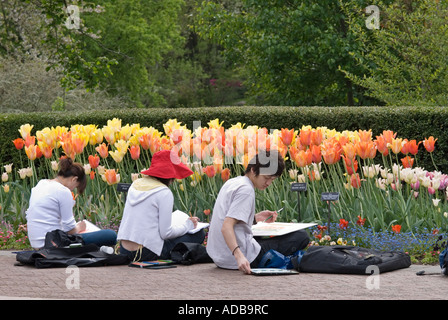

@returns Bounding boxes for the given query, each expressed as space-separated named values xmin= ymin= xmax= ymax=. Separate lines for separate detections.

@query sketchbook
xmin=129 ymin=260 xmax=177 ymax=269
xmin=251 ymin=222 xmax=316 ymax=237
xmin=251 ymin=268 xmax=299 ymax=276
xmin=172 ymin=210 xmax=209 ymax=234
xmin=78 ymin=220 xmax=101 ymax=233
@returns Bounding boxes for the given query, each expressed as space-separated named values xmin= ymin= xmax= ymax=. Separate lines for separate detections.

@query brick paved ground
xmin=1 ymin=250 xmax=447 ymax=303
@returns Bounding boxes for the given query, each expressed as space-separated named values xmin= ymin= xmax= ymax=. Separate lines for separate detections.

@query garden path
xmin=0 ymin=250 xmax=446 ymax=303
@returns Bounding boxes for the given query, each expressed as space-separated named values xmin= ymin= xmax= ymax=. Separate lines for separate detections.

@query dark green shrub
xmin=1 ymin=106 xmax=447 ymax=172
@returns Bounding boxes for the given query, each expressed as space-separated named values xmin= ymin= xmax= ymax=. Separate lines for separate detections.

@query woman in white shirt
xmin=26 ymin=158 xmax=117 ymax=249
xmin=117 ymin=150 xmax=204 ymax=262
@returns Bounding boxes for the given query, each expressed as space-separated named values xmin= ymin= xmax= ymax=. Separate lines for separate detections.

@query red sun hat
xmin=141 ymin=150 xmax=193 ymax=179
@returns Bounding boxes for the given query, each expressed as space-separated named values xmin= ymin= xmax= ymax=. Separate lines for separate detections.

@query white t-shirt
xmin=26 ymin=179 xmax=77 ymax=248
xmin=206 ymin=175 xmax=261 ymax=269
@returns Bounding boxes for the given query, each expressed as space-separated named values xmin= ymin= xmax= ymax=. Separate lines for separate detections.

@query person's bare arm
xmin=221 ymin=217 xmax=251 ymax=274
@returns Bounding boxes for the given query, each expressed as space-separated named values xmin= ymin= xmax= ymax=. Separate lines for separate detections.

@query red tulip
xmin=391 ymin=224 xmax=401 ymax=234
xmin=12 ymin=138 xmax=25 ymax=150
xmin=338 ymin=219 xmax=349 ymax=229
xmin=88 ymin=154 xmax=100 ymax=169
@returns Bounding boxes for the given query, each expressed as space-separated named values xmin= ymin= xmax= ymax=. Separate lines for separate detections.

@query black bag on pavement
xmin=298 ymin=245 xmax=411 ymax=275
xmin=44 ymin=229 xmax=84 ymax=248
xmin=170 ymin=242 xmax=212 ymax=265
xmin=16 ymin=244 xmax=129 ymax=268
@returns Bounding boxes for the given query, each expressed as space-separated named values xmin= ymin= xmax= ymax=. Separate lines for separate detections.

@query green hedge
xmin=1 ymin=106 xmax=447 ymax=173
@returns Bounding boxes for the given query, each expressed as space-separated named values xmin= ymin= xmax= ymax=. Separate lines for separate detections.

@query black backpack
xmin=298 ymin=245 xmax=411 ymax=275
xmin=169 ymin=242 xmax=212 ymax=265
xmin=16 ymin=244 xmax=130 ymax=268
xmin=16 ymin=229 xmax=129 ymax=268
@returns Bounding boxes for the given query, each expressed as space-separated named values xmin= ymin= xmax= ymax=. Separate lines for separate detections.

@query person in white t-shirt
xmin=117 ymin=150 xmax=204 ymax=262
xmin=206 ymin=150 xmax=309 ymax=274
xmin=26 ymin=158 xmax=117 ymax=249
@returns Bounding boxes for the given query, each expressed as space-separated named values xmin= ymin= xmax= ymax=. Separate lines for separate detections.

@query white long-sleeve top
xmin=117 ymin=176 xmax=193 ymax=256
xmin=26 ymin=179 xmax=77 ymax=248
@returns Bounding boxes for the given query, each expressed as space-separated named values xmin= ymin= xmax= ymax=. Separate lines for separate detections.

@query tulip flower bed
xmin=1 ymin=118 xmax=447 ymax=256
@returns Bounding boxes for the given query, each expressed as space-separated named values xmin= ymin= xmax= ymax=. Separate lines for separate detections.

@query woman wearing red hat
xmin=117 ymin=150 xmax=204 ymax=262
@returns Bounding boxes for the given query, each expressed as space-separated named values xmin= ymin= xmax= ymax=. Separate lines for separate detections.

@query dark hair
xmin=152 ymin=176 xmax=174 ymax=187
xmin=58 ymin=158 xmax=87 ymax=194
xmin=244 ymin=150 xmax=285 ymax=177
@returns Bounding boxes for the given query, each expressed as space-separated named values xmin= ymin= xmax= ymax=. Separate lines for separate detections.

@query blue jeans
xmin=79 ymin=229 xmax=117 ymax=247
xmin=119 ymin=230 xmax=206 ymax=261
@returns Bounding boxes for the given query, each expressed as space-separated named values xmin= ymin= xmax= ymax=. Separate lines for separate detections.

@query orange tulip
xmin=203 ymin=165 xmax=216 ymax=178
xmin=90 ymin=171 xmax=95 ymax=180
xmin=350 ymin=173 xmax=361 ymax=189
xmin=138 ymin=133 xmax=151 ymax=150
xmin=221 ymin=167 xmax=230 ymax=182
xmin=322 ymin=139 xmax=342 ymax=165
xmin=103 ymin=169 xmax=120 ymax=185
xmin=280 ymin=128 xmax=295 ymax=146
xmin=401 ymin=139 xmax=419 ymax=155
xmin=129 ymin=145 xmax=140 ymax=160
xmin=374 ymin=135 xmax=389 ymax=156
xmin=423 ymin=136 xmax=437 ymax=153
xmin=25 ymin=145 xmax=38 ymax=161
xmin=336 ymin=135 xmax=349 ymax=147
xmin=40 ymin=145 xmax=53 ymax=159
xmin=60 ymin=138 xmax=76 ymax=160
xmin=401 ymin=156 xmax=414 ymax=168
xmin=294 ymin=149 xmax=312 ymax=168
xmin=36 ymin=146 xmax=43 ymax=159
xmin=342 ymin=143 xmax=356 ymax=160
xmin=322 ymin=145 xmax=341 ymax=165
xmin=71 ymin=135 xmax=86 ymax=155
xmin=382 ymin=130 xmax=397 ymax=144
xmin=390 ymin=138 xmax=403 ymax=154
xmin=358 ymin=129 xmax=372 ymax=142
xmin=310 ymin=144 xmax=321 ymax=163
xmin=342 ymin=155 xmax=358 ymax=175
xmin=299 ymin=129 xmax=311 ymax=147
xmin=310 ymin=129 xmax=323 ymax=146
xmin=24 ymin=135 xmax=36 ymax=147
xmin=95 ymin=143 xmax=109 ymax=159
xmin=88 ymin=154 xmax=100 ymax=169
xmin=256 ymin=130 xmax=271 ymax=151
xmin=170 ymin=129 xmax=184 ymax=146
xmin=12 ymin=138 xmax=25 ymax=150
xmin=288 ymin=146 xmax=299 ymax=162
xmin=355 ymin=141 xmax=376 ymax=159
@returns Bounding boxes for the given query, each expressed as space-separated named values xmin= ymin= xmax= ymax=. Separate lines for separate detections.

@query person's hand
xmin=76 ymin=220 xmax=86 ymax=233
xmin=255 ymin=210 xmax=277 ymax=223
xmin=234 ymin=248 xmax=252 ymax=275
xmin=188 ymin=216 xmax=199 ymax=228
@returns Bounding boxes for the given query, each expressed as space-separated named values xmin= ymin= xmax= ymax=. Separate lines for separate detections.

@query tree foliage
xmin=195 ymin=0 xmax=386 ymax=106
xmin=341 ymin=0 xmax=448 ymax=106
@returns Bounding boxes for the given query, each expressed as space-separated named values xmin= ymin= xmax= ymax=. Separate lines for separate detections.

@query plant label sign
xmin=291 ymin=182 xmax=307 ymax=192
xmin=321 ymin=192 xmax=339 ymax=201
xmin=117 ymin=183 xmax=131 ymax=193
